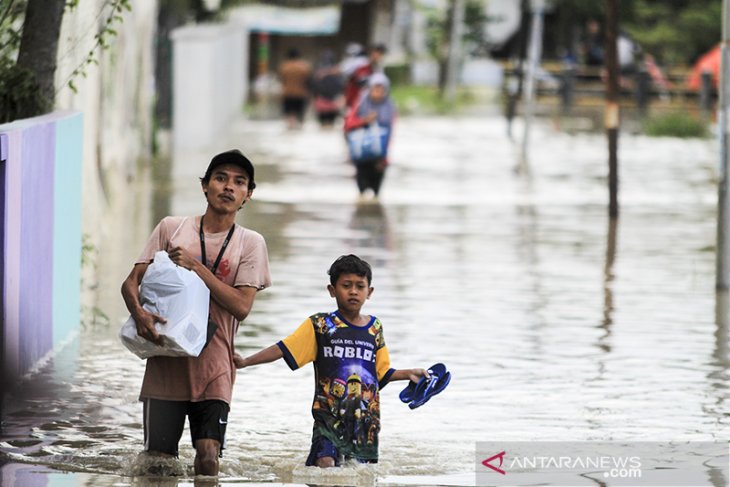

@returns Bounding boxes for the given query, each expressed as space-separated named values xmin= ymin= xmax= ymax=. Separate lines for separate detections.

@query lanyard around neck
xmin=199 ymin=215 xmax=236 ymax=275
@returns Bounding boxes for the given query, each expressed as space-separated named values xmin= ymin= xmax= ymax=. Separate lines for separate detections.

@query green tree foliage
xmin=552 ymin=0 xmax=606 ymax=20
xmin=422 ymin=0 xmax=489 ymax=93
xmin=0 ymin=0 xmax=63 ymax=123
xmin=424 ymin=0 xmax=489 ymax=61
xmin=623 ymin=0 xmax=721 ymax=64
xmin=0 ymin=0 xmax=132 ymax=124
xmin=0 ymin=1 xmax=43 ymax=122
xmin=0 ymin=1 xmax=25 ymax=59
xmin=552 ymin=0 xmax=721 ymax=65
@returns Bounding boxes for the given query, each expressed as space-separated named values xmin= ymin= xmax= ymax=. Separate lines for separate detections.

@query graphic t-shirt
xmin=277 ymin=311 xmax=396 ymax=461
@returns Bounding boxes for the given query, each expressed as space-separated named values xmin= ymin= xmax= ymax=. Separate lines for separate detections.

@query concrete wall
xmin=411 ymin=58 xmax=503 ymax=88
xmin=172 ymin=23 xmax=247 ymax=152
xmin=54 ymin=1 xmax=158 ymax=323
xmin=0 ymin=1 xmax=158 ymax=391
xmin=1 ymin=111 xmax=83 ymax=383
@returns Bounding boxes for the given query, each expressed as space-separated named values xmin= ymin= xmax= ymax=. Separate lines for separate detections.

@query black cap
xmin=203 ymin=149 xmax=256 ymax=189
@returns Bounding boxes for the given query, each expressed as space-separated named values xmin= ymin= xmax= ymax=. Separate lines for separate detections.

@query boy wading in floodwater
xmin=234 ymin=254 xmax=427 ymax=466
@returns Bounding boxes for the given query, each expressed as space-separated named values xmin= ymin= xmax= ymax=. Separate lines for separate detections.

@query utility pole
xmin=520 ymin=0 xmax=545 ymax=165
xmin=444 ymin=0 xmax=465 ymax=104
xmin=605 ymin=0 xmax=620 ymax=218
xmin=505 ymin=0 xmax=530 ymax=140
xmin=717 ymin=0 xmax=730 ymax=289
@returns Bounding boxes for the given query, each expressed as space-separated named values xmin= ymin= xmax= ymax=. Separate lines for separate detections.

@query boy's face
xmin=328 ymin=273 xmax=373 ymax=314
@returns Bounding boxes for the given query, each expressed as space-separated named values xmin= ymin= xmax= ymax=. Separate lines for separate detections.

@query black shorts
xmin=142 ymin=398 xmax=229 ymax=457
xmin=282 ymin=97 xmax=306 ymax=120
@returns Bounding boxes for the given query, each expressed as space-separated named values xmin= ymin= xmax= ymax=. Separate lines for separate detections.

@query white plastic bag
xmin=120 ymin=250 xmax=210 ymax=359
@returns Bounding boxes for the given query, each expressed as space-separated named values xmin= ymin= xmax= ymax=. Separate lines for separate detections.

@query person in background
xmin=367 ymin=43 xmax=388 ymax=72
xmin=278 ymin=48 xmax=313 ymax=129
xmin=312 ymin=49 xmax=345 ymax=128
xmin=342 ymin=43 xmax=387 ymax=109
xmin=344 ymin=72 xmax=396 ymax=201
xmin=121 ymin=149 xmax=272 ymax=476
xmin=580 ymin=19 xmax=604 ymax=67
xmin=340 ymin=43 xmax=369 ymax=109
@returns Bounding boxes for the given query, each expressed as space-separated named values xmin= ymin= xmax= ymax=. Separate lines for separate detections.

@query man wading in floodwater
xmin=121 ymin=149 xmax=272 ymax=476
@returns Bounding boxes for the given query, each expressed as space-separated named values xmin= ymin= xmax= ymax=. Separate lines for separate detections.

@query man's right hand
xmin=134 ymin=310 xmax=167 ymax=345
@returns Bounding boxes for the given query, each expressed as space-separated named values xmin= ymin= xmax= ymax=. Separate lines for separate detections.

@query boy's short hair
xmin=328 ymin=254 xmax=372 ymax=286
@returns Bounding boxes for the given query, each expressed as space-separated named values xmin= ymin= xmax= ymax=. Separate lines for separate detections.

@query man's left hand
xmin=168 ymin=246 xmax=199 ymax=271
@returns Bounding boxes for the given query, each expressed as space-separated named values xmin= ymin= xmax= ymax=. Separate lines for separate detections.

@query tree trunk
xmin=444 ymin=0 xmax=465 ymax=103
xmin=438 ymin=1 xmax=454 ymax=96
xmin=16 ymin=0 xmax=66 ymax=111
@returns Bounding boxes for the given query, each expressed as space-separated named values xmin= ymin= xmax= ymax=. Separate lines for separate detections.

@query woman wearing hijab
xmin=344 ymin=72 xmax=396 ymax=200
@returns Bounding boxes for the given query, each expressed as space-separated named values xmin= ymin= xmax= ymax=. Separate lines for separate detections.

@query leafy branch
xmin=0 ymin=0 xmax=131 ymax=122
xmin=0 ymin=0 xmax=26 ymax=60
xmin=60 ymin=0 xmax=132 ymax=93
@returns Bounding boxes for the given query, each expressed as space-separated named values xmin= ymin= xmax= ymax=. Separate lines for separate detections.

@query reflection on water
xmin=1 ymin=116 xmax=728 ymax=486
xmin=715 ymin=291 xmax=730 ymax=367
xmin=598 ymin=217 xmax=618 ymax=354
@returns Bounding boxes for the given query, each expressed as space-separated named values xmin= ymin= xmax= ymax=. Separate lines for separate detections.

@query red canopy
xmin=687 ymin=44 xmax=721 ymax=90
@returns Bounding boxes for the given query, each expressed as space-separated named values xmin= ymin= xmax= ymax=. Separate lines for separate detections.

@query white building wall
xmin=408 ymin=0 xmax=505 ymax=88
xmin=171 ymin=23 xmax=247 ymax=153
xmin=485 ymin=0 xmax=521 ymax=48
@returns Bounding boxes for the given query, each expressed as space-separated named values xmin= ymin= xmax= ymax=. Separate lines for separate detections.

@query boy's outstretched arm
xmin=389 ymin=368 xmax=430 ymax=383
xmin=233 ymin=344 xmax=283 ymax=369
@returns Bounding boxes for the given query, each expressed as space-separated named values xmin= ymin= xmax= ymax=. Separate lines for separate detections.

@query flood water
xmin=1 ymin=112 xmax=727 ymax=487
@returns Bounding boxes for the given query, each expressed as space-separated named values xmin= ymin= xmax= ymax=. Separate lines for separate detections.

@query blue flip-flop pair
xmin=399 ymin=363 xmax=451 ymax=409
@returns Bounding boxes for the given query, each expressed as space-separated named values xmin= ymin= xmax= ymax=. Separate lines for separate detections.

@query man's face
xmin=201 ymin=163 xmax=252 ymax=212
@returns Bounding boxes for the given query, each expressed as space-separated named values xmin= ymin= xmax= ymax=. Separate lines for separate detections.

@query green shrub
xmin=384 ymin=64 xmax=410 ymax=86
xmin=0 ymin=61 xmax=51 ymax=123
xmin=642 ymin=112 xmax=710 ymax=138
xmin=390 ymin=85 xmax=476 ymax=115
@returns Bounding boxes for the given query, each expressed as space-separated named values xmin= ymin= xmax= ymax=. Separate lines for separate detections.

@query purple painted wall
xmin=1 ymin=111 xmax=83 ymax=386
xmin=19 ymin=122 xmax=55 ymax=375
xmin=0 ymin=133 xmax=6 ymax=390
